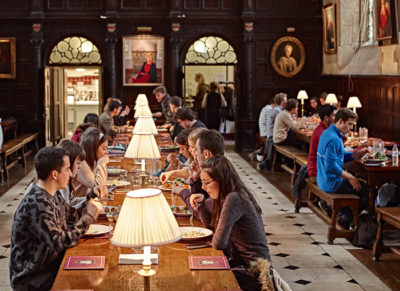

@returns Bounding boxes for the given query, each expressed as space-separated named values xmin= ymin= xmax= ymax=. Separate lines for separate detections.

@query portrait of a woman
xmin=131 ymin=53 xmax=157 ymax=83
xmin=377 ymin=0 xmax=392 ymax=40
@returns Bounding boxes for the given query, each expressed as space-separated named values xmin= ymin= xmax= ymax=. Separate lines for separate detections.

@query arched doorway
xmin=45 ymin=36 xmax=102 ymax=145
xmin=183 ymin=36 xmax=237 ymax=134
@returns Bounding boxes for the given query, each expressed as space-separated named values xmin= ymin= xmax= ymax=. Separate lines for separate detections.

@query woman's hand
xmin=160 ymin=171 xmax=173 ymax=184
xmin=190 ymin=193 xmax=205 ymax=210
xmin=189 ymin=161 xmax=200 ymax=182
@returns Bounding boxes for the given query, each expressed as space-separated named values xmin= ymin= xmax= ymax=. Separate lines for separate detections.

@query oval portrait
xmin=270 ymin=36 xmax=305 ymax=78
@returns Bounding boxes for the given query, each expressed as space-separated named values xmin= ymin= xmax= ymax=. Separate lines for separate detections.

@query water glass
xmin=378 ymin=141 xmax=385 ymax=155
xmin=372 ymin=139 xmax=379 ymax=154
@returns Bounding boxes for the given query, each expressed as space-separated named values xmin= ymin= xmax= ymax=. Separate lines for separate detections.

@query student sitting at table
xmin=73 ymin=127 xmax=109 ymax=198
xmin=10 ymin=147 xmax=102 ymax=291
xmin=174 ymin=107 xmax=207 ymax=129
xmin=164 ymin=128 xmax=194 ymax=173
xmin=192 ymin=155 xmax=272 ymax=291
xmin=317 ymin=108 xmax=370 ymax=229
xmin=99 ymin=100 xmax=123 ymax=137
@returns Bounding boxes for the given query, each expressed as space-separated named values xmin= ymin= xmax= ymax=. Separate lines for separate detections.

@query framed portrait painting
xmin=0 ymin=38 xmax=16 ymax=79
xmin=123 ymin=35 xmax=164 ymax=86
xmin=270 ymin=36 xmax=305 ymax=78
xmin=376 ymin=0 xmax=393 ymax=41
xmin=322 ymin=4 xmax=337 ymax=54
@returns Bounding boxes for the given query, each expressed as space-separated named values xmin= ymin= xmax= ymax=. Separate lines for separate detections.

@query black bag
xmin=352 ymin=213 xmax=378 ymax=249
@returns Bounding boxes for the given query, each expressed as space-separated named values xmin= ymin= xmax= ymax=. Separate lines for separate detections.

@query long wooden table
xmin=51 ymin=132 xmax=240 ymax=291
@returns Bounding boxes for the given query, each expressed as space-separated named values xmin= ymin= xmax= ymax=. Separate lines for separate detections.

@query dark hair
xmin=175 ymin=128 xmax=194 ymax=147
xmin=77 ymin=122 xmax=95 ymax=132
xmin=197 ymin=129 xmax=224 ymax=156
xmin=35 ymin=147 xmax=67 ymax=180
xmin=335 ymin=107 xmax=358 ymax=123
xmin=319 ymin=91 xmax=327 ymax=100
xmin=285 ymin=98 xmax=298 ymax=111
xmin=58 ymin=140 xmax=86 ymax=167
xmin=201 ymin=155 xmax=262 ymax=228
xmin=209 ymin=82 xmax=219 ymax=92
xmin=80 ymin=127 xmax=108 ymax=169
xmin=267 ymin=98 xmax=274 ymax=105
xmin=310 ymin=97 xmax=318 ymax=102
xmin=175 ymin=108 xmax=195 ymax=121
xmin=108 ymin=100 xmax=122 ymax=112
xmin=153 ymin=85 xmax=166 ymax=95
xmin=274 ymin=92 xmax=287 ymax=105
xmin=170 ymin=96 xmax=182 ymax=107
xmin=83 ymin=113 xmax=99 ymax=127
xmin=317 ymin=105 xmax=336 ymax=121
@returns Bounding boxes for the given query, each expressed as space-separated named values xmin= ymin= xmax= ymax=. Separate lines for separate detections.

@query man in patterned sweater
xmin=9 ymin=147 xmax=102 ymax=291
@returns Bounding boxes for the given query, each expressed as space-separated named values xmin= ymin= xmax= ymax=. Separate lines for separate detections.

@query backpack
xmin=352 ymin=213 xmax=378 ymax=249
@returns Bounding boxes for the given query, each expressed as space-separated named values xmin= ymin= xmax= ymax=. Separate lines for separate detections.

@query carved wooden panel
xmin=204 ymin=0 xmax=219 ymax=9
xmin=0 ymin=0 xmax=30 ymax=9
xmin=145 ymin=0 xmax=166 ymax=8
xmin=47 ymin=0 xmax=64 ymax=9
xmin=184 ymin=0 xmax=201 ymax=9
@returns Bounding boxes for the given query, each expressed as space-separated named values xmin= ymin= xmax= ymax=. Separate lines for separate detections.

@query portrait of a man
xmin=0 ymin=38 xmax=16 ymax=79
xmin=376 ymin=0 xmax=393 ymax=40
xmin=271 ymin=36 xmax=305 ymax=78
xmin=322 ymin=4 xmax=337 ymax=54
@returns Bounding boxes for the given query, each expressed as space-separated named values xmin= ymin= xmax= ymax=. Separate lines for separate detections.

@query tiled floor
xmin=0 ymin=151 xmax=391 ymax=290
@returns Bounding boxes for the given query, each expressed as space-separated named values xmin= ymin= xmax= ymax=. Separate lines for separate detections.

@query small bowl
xmin=256 ymin=154 xmax=264 ymax=162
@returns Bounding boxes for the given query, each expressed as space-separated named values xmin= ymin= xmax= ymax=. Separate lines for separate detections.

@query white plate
xmin=106 ymin=180 xmax=131 ymax=187
xmin=158 ymin=185 xmax=172 ymax=192
xmin=179 ymin=227 xmax=213 ymax=242
xmin=157 ymin=128 xmax=168 ymax=132
xmin=85 ymin=224 xmax=111 ymax=236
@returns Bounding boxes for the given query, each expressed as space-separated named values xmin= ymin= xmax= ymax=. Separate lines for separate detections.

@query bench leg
xmin=291 ymin=162 xmax=297 ymax=185
xmin=1 ymin=154 xmax=8 ymax=182
xmin=20 ymin=147 xmax=26 ymax=168
xmin=372 ymin=212 xmax=384 ymax=261
xmin=34 ymin=138 xmax=39 ymax=154
xmin=328 ymin=208 xmax=338 ymax=244
xmin=272 ymin=150 xmax=277 ymax=173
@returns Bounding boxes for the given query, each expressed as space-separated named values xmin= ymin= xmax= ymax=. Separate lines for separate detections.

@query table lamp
xmin=125 ymin=133 xmax=161 ymax=187
xmin=297 ymin=90 xmax=308 ymax=117
xmin=111 ymin=188 xmax=181 ymax=279
xmin=134 ymin=105 xmax=152 ymax=118
xmin=136 ymin=93 xmax=148 ymax=104
xmin=325 ymin=93 xmax=338 ymax=105
xmin=347 ymin=96 xmax=362 ymax=133
xmin=134 ymin=116 xmax=158 ymax=135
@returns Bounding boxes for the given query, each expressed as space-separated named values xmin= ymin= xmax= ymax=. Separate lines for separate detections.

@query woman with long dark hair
xmin=73 ymin=127 xmax=109 ymax=198
xmin=192 ymin=155 xmax=271 ymax=291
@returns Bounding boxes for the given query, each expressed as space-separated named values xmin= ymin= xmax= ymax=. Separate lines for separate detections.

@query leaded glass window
xmin=185 ymin=36 xmax=237 ymax=64
xmin=49 ymin=37 xmax=102 ymax=64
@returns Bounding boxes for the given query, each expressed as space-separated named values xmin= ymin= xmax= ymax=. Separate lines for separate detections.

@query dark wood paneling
xmin=320 ymin=76 xmax=400 ymax=142
xmin=67 ymin=0 xmax=84 ymax=9
xmin=0 ymin=0 xmax=30 ymax=10
xmin=121 ymin=0 xmax=142 ymax=8
xmin=184 ymin=0 xmax=201 ymax=9
xmin=204 ymin=0 xmax=219 ymax=9
xmin=47 ymin=0 xmax=64 ymax=9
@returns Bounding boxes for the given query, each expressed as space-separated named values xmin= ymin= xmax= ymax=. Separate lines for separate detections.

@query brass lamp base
xmin=140 ymin=171 xmax=147 ymax=188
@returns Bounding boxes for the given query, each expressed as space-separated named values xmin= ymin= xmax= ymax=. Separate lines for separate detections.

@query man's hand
xmin=153 ymin=112 xmax=163 ymax=118
xmin=352 ymin=147 xmax=370 ymax=160
xmin=349 ymin=175 xmax=361 ymax=191
xmin=189 ymin=161 xmax=200 ymax=182
xmin=87 ymin=199 xmax=102 ymax=218
xmin=160 ymin=123 xmax=171 ymax=129
xmin=190 ymin=193 xmax=205 ymax=210
xmin=160 ymin=171 xmax=173 ymax=184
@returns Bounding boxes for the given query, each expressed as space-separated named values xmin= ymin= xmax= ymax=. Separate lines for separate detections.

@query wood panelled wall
xmin=320 ymin=76 xmax=400 ymax=142
xmin=0 ymin=0 xmax=322 ymax=151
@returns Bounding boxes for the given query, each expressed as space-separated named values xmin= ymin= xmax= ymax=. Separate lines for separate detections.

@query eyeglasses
xmin=201 ymin=179 xmax=215 ymax=186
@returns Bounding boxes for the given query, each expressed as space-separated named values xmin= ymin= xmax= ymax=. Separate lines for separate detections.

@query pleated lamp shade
xmin=124 ymin=133 xmax=161 ymax=159
xmin=111 ymin=188 xmax=182 ymax=247
xmin=133 ymin=116 xmax=158 ymax=135
xmin=136 ymin=94 xmax=148 ymax=104
xmin=134 ymin=105 xmax=152 ymax=118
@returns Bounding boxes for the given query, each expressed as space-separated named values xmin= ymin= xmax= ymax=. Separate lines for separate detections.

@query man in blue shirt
xmin=317 ymin=108 xmax=369 ymax=228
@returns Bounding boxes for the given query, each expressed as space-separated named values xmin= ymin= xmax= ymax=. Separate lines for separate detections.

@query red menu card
xmin=188 ymin=256 xmax=230 ymax=270
xmin=64 ymin=256 xmax=105 ymax=270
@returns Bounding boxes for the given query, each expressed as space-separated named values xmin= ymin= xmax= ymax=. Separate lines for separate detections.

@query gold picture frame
xmin=0 ymin=38 xmax=16 ymax=79
xmin=322 ymin=4 xmax=337 ymax=54
xmin=270 ymin=36 xmax=305 ymax=78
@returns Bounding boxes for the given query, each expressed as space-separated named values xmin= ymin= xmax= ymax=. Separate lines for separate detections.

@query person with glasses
xmin=191 ymin=155 xmax=272 ymax=291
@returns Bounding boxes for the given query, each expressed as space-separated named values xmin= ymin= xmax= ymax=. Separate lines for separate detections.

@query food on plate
xmin=174 ymin=206 xmax=191 ymax=215
xmin=363 ymin=152 xmax=387 ymax=160
xmin=182 ymin=231 xmax=205 ymax=238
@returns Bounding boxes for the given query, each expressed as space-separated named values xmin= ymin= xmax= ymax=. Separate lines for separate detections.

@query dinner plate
xmin=157 ymin=128 xmax=168 ymax=132
xmin=84 ymin=224 xmax=111 ymax=236
xmin=158 ymin=185 xmax=172 ymax=192
xmin=364 ymin=158 xmax=388 ymax=162
xmin=179 ymin=227 xmax=213 ymax=242
xmin=173 ymin=206 xmax=192 ymax=217
xmin=106 ymin=180 xmax=131 ymax=187
xmin=107 ymin=168 xmax=128 ymax=176
xmin=160 ymin=146 xmax=179 ymax=152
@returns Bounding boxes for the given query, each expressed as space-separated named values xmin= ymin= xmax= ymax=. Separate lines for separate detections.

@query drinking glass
xmin=372 ymin=139 xmax=379 ymax=154
xmin=378 ymin=141 xmax=385 ymax=155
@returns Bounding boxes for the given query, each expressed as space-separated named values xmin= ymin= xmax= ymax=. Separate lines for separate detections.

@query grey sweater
xmin=10 ymin=184 xmax=95 ymax=290
xmin=198 ymin=191 xmax=270 ymax=267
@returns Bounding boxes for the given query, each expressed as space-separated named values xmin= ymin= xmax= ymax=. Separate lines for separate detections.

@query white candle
xmin=141 ymin=159 xmax=145 ymax=171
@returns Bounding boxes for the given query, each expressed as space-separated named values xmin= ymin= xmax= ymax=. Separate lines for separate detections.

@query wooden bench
xmin=0 ymin=118 xmax=39 ymax=182
xmin=305 ymin=179 xmax=359 ymax=244
xmin=273 ymin=144 xmax=308 ymax=185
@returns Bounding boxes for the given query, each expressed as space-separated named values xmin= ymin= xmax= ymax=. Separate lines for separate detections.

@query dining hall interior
xmin=1 ymin=0 xmax=400 ymax=290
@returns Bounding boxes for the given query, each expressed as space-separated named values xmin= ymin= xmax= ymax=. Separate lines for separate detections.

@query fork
xmin=189 ymin=214 xmax=194 ymax=227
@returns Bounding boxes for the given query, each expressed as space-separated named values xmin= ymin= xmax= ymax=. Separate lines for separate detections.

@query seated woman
xmin=73 ymin=127 xmax=109 ymax=198
xmin=131 ymin=53 xmax=157 ymax=83
xmin=191 ymin=155 xmax=272 ymax=291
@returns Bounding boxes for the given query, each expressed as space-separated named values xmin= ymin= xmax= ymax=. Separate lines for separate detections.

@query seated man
xmin=175 ymin=107 xmax=207 ymax=129
xmin=169 ymin=96 xmax=184 ymax=140
xmin=99 ymin=100 xmax=123 ymax=137
xmin=153 ymin=86 xmax=173 ymax=127
xmin=10 ymin=147 xmax=102 ymax=291
xmin=317 ymin=108 xmax=369 ymax=228
xmin=273 ymin=98 xmax=303 ymax=149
